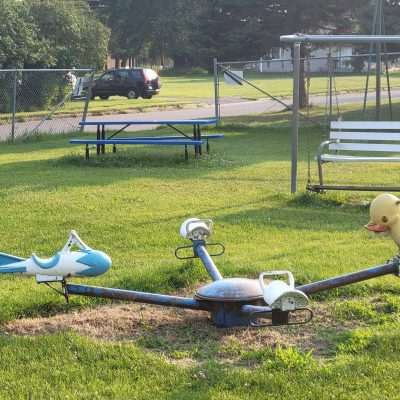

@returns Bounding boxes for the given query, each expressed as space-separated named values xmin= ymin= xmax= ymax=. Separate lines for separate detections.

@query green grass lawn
xmin=1 ymin=106 xmax=400 ymax=398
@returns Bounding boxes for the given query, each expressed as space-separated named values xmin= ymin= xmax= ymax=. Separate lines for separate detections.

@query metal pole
xmin=297 ymin=261 xmax=399 ymax=295
xmin=376 ymin=0 xmax=383 ymax=120
xmin=280 ymin=35 xmax=400 ymax=44
xmin=11 ymin=71 xmax=17 ymax=142
xmin=66 ymin=284 xmax=209 ymax=310
xmin=195 ymin=244 xmax=223 ymax=281
xmin=382 ymin=10 xmax=393 ymax=120
xmin=218 ymin=52 xmax=400 ymax=66
xmin=291 ymin=43 xmax=301 ymax=194
xmin=213 ymin=58 xmax=220 ymax=125
xmin=81 ymin=70 xmax=95 ymax=132
xmin=363 ymin=0 xmax=380 ymax=115
xmin=328 ymin=52 xmax=333 ymax=122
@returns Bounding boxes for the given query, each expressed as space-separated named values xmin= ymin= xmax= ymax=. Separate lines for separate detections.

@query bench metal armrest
xmin=317 ymin=139 xmax=340 ymax=161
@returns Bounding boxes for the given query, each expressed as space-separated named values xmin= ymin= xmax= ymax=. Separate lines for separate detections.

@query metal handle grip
xmin=175 ymin=242 xmax=225 ymax=260
xmin=259 ymin=270 xmax=295 ymax=290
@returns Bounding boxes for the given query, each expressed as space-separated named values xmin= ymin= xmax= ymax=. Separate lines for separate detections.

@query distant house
xmin=106 ymin=55 xmax=135 ymax=69
xmin=258 ymin=46 xmax=354 ymax=73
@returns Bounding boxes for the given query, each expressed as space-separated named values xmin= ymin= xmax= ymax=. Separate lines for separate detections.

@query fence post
xmin=80 ymin=70 xmax=95 ymax=132
xmin=213 ymin=58 xmax=220 ymax=125
xmin=11 ymin=70 xmax=17 ymax=142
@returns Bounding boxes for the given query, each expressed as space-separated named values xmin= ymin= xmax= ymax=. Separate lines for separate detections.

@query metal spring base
xmin=250 ymin=308 xmax=313 ymax=328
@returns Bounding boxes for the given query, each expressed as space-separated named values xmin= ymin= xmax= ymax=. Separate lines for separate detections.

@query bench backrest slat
xmin=331 ymin=121 xmax=400 ymax=130
xmin=329 ymin=143 xmax=400 ymax=152
xmin=328 ymin=121 xmax=400 ymax=153
xmin=330 ymin=131 xmax=400 ymax=141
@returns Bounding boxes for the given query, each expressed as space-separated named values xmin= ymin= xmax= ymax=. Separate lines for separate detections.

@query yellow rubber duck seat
xmin=365 ymin=193 xmax=400 ymax=248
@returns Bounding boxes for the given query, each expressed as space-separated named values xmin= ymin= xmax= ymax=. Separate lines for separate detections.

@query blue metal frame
xmin=70 ymin=139 xmax=203 ymax=146
xmin=73 ymin=119 xmax=222 ymax=160
xmin=65 ymin=240 xmax=400 ymax=328
xmin=79 ymin=119 xmax=218 ymax=126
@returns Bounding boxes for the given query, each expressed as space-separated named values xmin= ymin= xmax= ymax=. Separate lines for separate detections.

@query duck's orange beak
xmin=364 ymin=222 xmax=388 ymax=233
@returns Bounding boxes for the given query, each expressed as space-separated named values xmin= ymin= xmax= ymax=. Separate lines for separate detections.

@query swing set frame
xmin=280 ymin=34 xmax=400 ymax=193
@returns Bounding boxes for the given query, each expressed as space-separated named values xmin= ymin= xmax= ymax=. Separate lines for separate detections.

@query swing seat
xmin=320 ymin=154 xmax=400 ymax=163
xmin=308 ymin=121 xmax=400 ymax=192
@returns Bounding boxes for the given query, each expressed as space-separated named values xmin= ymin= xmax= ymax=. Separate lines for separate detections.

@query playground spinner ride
xmin=1 ymin=197 xmax=400 ymax=329
xmin=64 ymin=217 xmax=400 ymax=328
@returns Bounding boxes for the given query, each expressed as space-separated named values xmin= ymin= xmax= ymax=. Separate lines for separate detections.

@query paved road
xmin=0 ymin=90 xmax=397 ymax=140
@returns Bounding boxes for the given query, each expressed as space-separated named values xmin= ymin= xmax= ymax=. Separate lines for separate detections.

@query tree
xmin=193 ymin=0 xmax=283 ymax=69
xmin=0 ymin=0 xmax=48 ymax=68
xmin=28 ymin=0 xmax=110 ymax=69
xmin=147 ymin=0 xmax=202 ymax=69
xmin=99 ymin=0 xmax=205 ymax=69
xmin=99 ymin=0 xmax=154 ymax=67
xmin=0 ymin=0 xmax=110 ymax=112
xmin=260 ymin=0 xmax=363 ymax=107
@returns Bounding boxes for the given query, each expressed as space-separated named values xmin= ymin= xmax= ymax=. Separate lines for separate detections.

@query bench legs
xmin=96 ymin=125 xmax=100 ymax=155
xmin=193 ymin=124 xmax=203 ymax=159
xmin=82 ymin=143 xmax=197 ymax=161
xmin=101 ymin=125 xmax=106 ymax=155
xmin=317 ymin=157 xmax=326 ymax=193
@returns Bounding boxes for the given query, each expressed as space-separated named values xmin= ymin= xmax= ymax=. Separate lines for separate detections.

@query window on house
xmin=270 ymin=47 xmax=281 ymax=59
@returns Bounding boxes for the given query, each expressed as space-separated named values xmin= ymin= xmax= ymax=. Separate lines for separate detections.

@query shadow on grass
xmin=219 ymin=203 xmax=365 ymax=233
xmin=1 ymin=299 xmax=83 ymax=323
xmin=285 ymin=193 xmax=370 ymax=211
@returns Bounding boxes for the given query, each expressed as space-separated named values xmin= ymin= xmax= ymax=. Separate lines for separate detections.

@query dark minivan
xmin=90 ymin=68 xmax=161 ymax=100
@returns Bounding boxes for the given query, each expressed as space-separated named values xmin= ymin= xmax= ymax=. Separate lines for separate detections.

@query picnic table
xmin=71 ymin=118 xmax=223 ymax=160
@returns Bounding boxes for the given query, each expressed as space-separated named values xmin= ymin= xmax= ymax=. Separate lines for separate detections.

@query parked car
xmin=88 ymin=68 xmax=161 ymax=100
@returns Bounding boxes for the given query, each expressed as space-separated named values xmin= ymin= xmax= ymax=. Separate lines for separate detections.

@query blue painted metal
xmin=297 ymin=261 xmax=399 ymax=295
xmin=0 ymin=265 xmax=27 ymax=274
xmin=31 ymin=253 xmax=61 ymax=269
xmin=104 ymin=134 xmax=224 ymax=141
xmin=79 ymin=119 xmax=218 ymax=126
xmin=207 ymin=299 xmax=267 ymax=327
xmin=65 ymin=284 xmax=210 ymax=311
xmin=195 ymin=278 xmax=263 ymax=301
xmin=0 ymin=252 xmax=24 ymax=266
xmin=194 ymin=242 xmax=223 ymax=281
xmin=63 ymin=227 xmax=400 ymax=329
xmin=76 ymin=251 xmax=112 ymax=276
xmin=241 ymin=304 xmax=272 ymax=315
xmin=70 ymin=139 xmax=203 ymax=146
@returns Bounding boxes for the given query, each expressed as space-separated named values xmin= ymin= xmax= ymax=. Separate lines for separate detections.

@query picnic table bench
xmin=71 ymin=119 xmax=223 ymax=160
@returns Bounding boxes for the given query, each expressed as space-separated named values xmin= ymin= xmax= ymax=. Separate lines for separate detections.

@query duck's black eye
xmin=382 ymin=216 xmax=388 ymax=223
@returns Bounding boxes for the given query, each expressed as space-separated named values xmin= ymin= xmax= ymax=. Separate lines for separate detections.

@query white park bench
xmin=307 ymin=121 xmax=400 ymax=192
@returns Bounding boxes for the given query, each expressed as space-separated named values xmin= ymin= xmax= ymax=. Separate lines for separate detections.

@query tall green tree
xmin=148 ymin=0 xmax=202 ymax=69
xmin=99 ymin=0 xmax=154 ymax=66
xmin=99 ymin=0 xmax=205 ymax=68
xmin=270 ymin=0 xmax=364 ymax=106
xmin=195 ymin=0 xmax=282 ymax=67
xmin=28 ymin=0 xmax=110 ymax=69
xmin=0 ymin=0 xmax=48 ymax=68
xmin=0 ymin=0 xmax=109 ymax=69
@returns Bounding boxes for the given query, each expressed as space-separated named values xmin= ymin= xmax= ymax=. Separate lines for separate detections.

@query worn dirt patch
xmin=2 ymin=300 xmax=355 ymax=362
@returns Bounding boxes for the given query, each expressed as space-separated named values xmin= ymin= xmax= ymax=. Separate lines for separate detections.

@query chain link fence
xmin=0 ymin=69 xmax=94 ymax=141
xmin=214 ymin=52 xmax=400 ymax=122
